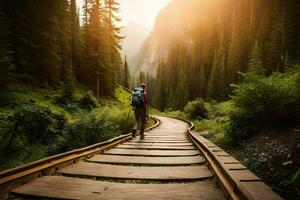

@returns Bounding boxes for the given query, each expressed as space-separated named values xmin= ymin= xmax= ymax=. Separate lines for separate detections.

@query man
xmin=132 ymin=83 xmax=148 ymax=140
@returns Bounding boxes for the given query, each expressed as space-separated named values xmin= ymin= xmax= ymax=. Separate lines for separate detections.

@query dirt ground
xmin=231 ymin=126 xmax=300 ymax=199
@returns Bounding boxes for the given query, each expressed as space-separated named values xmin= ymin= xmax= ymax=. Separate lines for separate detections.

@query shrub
xmin=184 ymin=98 xmax=208 ymax=119
xmin=48 ymin=112 xmax=119 ymax=154
xmin=0 ymin=104 xmax=66 ymax=157
xmin=7 ymin=104 xmax=65 ymax=147
xmin=79 ymin=91 xmax=98 ymax=110
xmin=104 ymin=106 xmax=135 ymax=134
xmin=226 ymin=68 xmax=300 ymax=141
xmin=55 ymin=93 xmax=79 ymax=113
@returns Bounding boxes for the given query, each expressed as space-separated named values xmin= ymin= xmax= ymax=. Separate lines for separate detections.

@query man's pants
xmin=133 ymin=106 xmax=146 ymax=135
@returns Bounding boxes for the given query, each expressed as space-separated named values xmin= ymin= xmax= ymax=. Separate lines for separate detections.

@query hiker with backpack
xmin=131 ymin=83 xmax=148 ymax=140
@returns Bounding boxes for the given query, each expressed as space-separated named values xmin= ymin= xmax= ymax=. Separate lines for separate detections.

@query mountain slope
xmin=121 ymin=22 xmax=150 ymax=74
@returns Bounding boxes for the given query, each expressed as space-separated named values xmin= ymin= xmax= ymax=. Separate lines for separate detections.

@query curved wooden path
xmin=3 ymin=116 xmax=283 ymax=200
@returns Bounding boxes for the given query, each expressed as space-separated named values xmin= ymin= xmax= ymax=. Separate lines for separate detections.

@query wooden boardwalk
xmin=10 ymin=117 xmax=226 ymax=200
xmin=4 ymin=116 xmax=283 ymax=200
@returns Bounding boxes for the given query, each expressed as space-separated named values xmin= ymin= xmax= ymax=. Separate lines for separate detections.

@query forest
xmin=0 ymin=0 xmax=135 ymax=170
xmin=0 ymin=0 xmax=299 ymax=199
xmin=0 ymin=0 xmax=130 ymax=101
xmin=135 ymin=0 xmax=300 ymax=198
xmin=138 ymin=0 xmax=300 ymax=110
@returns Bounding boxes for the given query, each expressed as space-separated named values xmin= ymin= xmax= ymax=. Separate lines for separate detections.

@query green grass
xmin=0 ymin=84 xmax=139 ymax=171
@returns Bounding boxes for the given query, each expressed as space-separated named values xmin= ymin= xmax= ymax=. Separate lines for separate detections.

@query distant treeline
xmin=0 ymin=0 xmax=128 ymax=102
xmin=139 ymin=0 xmax=300 ymax=110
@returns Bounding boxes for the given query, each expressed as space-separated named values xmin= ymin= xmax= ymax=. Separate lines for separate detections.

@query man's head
xmin=141 ymin=83 xmax=146 ymax=90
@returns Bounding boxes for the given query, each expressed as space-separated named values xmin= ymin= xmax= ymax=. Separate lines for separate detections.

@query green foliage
xmin=184 ymin=98 xmax=208 ymax=119
xmin=227 ymin=68 xmax=300 ymax=140
xmin=0 ymin=85 xmax=136 ymax=170
xmin=173 ymin=70 xmax=189 ymax=110
xmin=0 ymin=4 xmax=14 ymax=106
xmin=248 ymin=41 xmax=263 ymax=72
xmin=56 ymin=90 xmax=98 ymax=113
xmin=291 ymin=168 xmax=300 ymax=197
xmin=9 ymin=104 xmax=65 ymax=145
xmin=79 ymin=91 xmax=98 ymax=110
xmin=63 ymin=75 xmax=74 ymax=101
xmin=48 ymin=112 xmax=118 ymax=154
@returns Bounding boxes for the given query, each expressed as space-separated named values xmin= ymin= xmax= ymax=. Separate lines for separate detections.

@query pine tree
xmin=266 ymin=0 xmax=285 ymax=72
xmin=70 ymin=0 xmax=82 ymax=81
xmin=248 ymin=41 xmax=264 ymax=73
xmin=104 ymin=0 xmax=123 ymax=85
xmin=58 ymin=0 xmax=71 ymax=83
xmin=199 ymin=64 xmax=207 ymax=98
xmin=123 ymin=55 xmax=130 ymax=88
xmin=173 ymin=69 xmax=189 ymax=110
xmin=207 ymin=51 xmax=221 ymax=99
xmin=0 ymin=3 xmax=14 ymax=104
xmin=226 ymin=27 xmax=242 ymax=90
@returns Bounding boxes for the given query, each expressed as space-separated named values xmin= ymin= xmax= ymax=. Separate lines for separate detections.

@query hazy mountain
xmin=135 ymin=0 xmax=217 ymax=76
xmin=121 ymin=22 xmax=150 ymax=73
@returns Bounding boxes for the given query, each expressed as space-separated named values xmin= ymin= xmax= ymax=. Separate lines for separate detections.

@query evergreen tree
xmin=70 ymin=0 xmax=82 ymax=81
xmin=207 ymin=51 xmax=221 ymax=99
xmin=104 ymin=0 xmax=123 ymax=86
xmin=226 ymin=28 xmax=242 ymax=86
xmin=248 ymin=41 xmax=264 ymax=73
xmin=123 ymin=55 xmax=130 ymax=88
xmin=0 ymin=3 xmax=14 ymax=104
xmin=173 ymin=69 xmax=189 ymax=110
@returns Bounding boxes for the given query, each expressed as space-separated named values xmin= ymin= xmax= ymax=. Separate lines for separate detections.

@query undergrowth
xmin=0 ymin=84 xmax=135 ymax=171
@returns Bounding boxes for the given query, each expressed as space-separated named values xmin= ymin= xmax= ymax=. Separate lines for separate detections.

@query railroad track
xmin=0 ymin=116 xmax=283 ymax=200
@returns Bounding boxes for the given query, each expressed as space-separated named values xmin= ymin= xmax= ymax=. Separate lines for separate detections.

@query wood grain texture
xmin=123 ymin=142 xmax=193 ymax=146
xmin=59 ymin=162 xmax=212 ymax=180
xmin=115 ymin=144 xmax=195 ymax=150
xmin=88 ymin=155 xmax=205 ymax=165
xmin=12 ymin=176 xmax=225 ymax=200
xmin=104 ymin=149 xmax=199 ymax=156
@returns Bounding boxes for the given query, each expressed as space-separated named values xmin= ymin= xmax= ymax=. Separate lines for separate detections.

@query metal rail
xmin=186 ymin=120 xmax=283 ymax=200
xmin=0 ymin=116 xmax=160 ymax=196
xmin=0 ymin=116 xmax=284 ymax=200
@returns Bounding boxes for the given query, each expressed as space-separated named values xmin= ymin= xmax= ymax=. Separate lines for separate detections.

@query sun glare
xmin=77 ymin=0 xmax=171 ymax=28
xmin=119 ymin=0 xmax=171 ymax=28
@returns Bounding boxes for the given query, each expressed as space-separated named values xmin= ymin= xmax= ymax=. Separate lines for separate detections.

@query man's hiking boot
xmin=132 ymin=129 xmax=136 ymax=138
xmin=140 ymin=133 xmax=145 ymax=140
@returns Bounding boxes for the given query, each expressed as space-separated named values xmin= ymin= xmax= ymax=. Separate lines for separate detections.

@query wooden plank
xmin=129 ymin=140 xmax=189 ymax=143
xmin=88 ymin=155 xmax=205 ymax=165
xmin=140 ymin=137 xmax=187 ymax=140
xmin=147 ymin=130 xmax=187 ymax=133
xmin=123 ymin=142 xmax=193 ymax=146
xmin=12 ymin=176 xmax=225 ymax=200
xmin=132 ymin=136 xmax=189 ymax=142
xmin=239 ymin=181 xmax=283 ymax=200
xmin=59 ymin=163 xmax=212 ymax=180
xmin=230 ymin=170 xmax=261 ymax=182
xmin=115 ymin=144 xmax=195 ymax=150
xmin=104 ymin=149 xmax=199 ymax=157
xmin=142 ymin=135 xmax=187 ymax=137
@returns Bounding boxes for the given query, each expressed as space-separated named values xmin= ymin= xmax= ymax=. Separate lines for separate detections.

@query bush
xmin=48 ymin=112 xmax=120 ymax=154
xmin=7 ymin=104 xmax=65 ymax=146
xmin=0 ymin=104 xmax=66 ymax=158
xmin=55 ymin=91 xmax=98 ymax=112
xmin=226 ymin=68 xmax=300 ymax=141
xmin=184 ymin=98 xmax=208 ymax=119
xmin=79 ymin=91 xmax=98 ymax=110
xmin=104 ymin=106 xmax=135 ymax=134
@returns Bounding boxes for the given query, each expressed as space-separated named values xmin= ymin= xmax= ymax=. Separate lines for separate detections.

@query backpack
xmin=131 ymin=87 xmax=145 ymax=107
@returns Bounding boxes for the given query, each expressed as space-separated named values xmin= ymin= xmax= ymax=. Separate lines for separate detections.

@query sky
xmin=77 ymin=0 xmax=171 ymax=29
